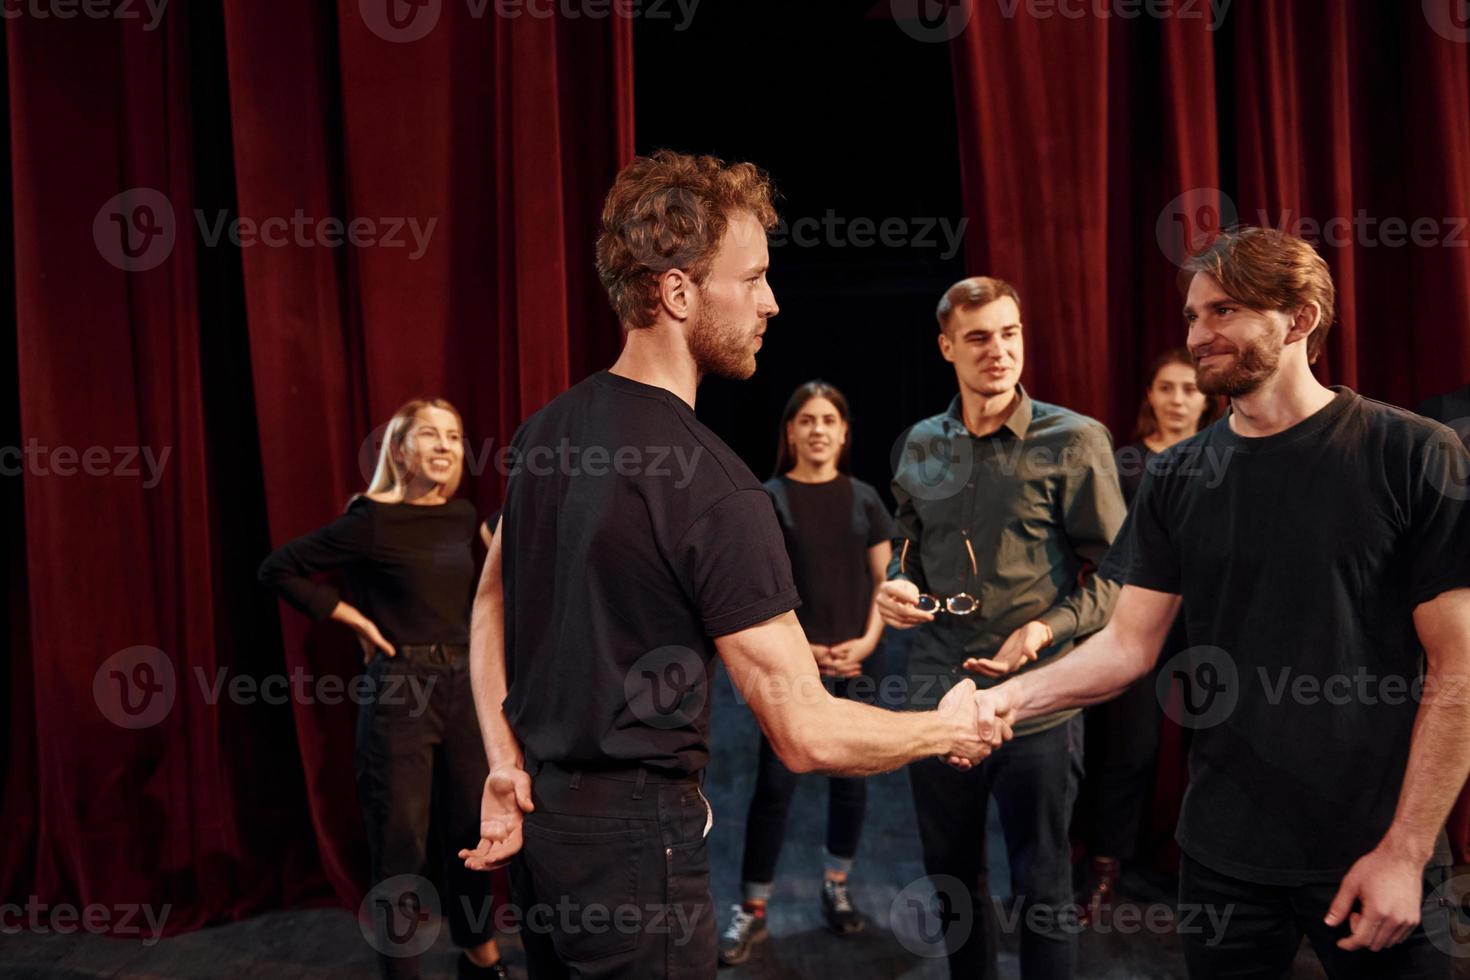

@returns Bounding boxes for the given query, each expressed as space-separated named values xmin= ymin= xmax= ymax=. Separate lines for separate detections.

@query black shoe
xmin=458 ymin=951 xmax=510 ymax=980
xmin=717 ymin=904 xmax=769 ymax=966
xmin=821 ymin=879 xmax=864 ymax=935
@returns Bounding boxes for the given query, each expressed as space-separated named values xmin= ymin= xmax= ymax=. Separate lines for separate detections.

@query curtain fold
xmin=2 ymin=0 xmax=633 ymax=930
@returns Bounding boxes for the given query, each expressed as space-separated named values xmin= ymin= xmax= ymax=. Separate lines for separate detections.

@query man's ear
xmin=937 ymin=329 xmax=956 ymax=364
xmin=1285 ymin=302 xmax=1322 ymax=348
xmin=657 ymin=268 xmax=695 ymax=322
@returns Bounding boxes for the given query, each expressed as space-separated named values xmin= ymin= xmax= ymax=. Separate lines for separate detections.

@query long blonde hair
xmin=357 ymin=397 xmax=465 ymax=505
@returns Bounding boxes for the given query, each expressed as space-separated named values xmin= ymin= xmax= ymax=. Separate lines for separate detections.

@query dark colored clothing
xmin=511 ymin=763 xmax=717 ymax=980
xmin=1177 ymin=853 xmax=1452 ymax=979
xmin=908 ymin=717 xmax=1085 ymax=980
xmin=740 ymin=678 xmax=869 ymax=885
xmin=1417 ymin=382 xmax=1470 ymax=449
xmin=356 ymin=648 xmax=498 ymax=978
xmin=1113 ymin=440 xmax=1160 ymax=506
xmin=1077 ymin=440 xmax=1186 ymax=860
xmin=258 ymin=500 xmax=492 ymax=980
xmin=1112 ymin=388 xmax=1470 ymax=884
xmin=889 ymin=387 xmax=1126 ymax=736
xmin=762 ymin=474 xmax=896 ymax=645
xmin=500 ymin=370 xmax=799 ymax=776
xmin=257 ymin=497 xmax=477 ymax=646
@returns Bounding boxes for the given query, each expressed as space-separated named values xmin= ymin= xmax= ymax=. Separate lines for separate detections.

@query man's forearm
xmin=468 ymin=546 xmax=523 ymax=772
xmin=796 ymin=696 xmax=958 ymax=777
xmin=1004 ymin=620 xmax=1153 ymax=723
xmin=1382 ymin=685 xmax=1470 ymax=862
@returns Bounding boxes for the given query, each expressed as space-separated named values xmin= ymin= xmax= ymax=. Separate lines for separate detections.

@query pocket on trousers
xmin=521 ymin=820 xmax=644 ymax=963
xmin=663 ymin=837 xmax=714 ymax=978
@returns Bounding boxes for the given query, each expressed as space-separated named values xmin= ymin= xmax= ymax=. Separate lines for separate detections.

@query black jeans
xmin=1178 ymin=852 xmax=1453 ymax=979
xmin=740 ymin=676 xmax=868 ymax=886
xmin=909 ymin=715 xmax=1084 ymax=980
xmin=355 ymin=646 xmax=498 ymax=980
xmin=511 ymin=762 xmax=718 ymax=979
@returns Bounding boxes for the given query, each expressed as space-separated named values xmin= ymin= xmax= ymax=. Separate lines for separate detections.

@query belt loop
xmin=632 ymin=768 xmax=648 ymax=800
xmin=569 ymin=770 xmax=582 ymax=791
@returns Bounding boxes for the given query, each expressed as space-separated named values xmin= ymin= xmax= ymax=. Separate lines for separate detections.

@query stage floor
xmin=1 ymin=653 xmax=1457 ymax=978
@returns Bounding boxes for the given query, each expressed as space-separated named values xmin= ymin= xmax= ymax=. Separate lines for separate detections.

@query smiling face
xmin=396 ymin=405 xmax=463 ymax=494
xmin=1184 ymin=272 xmax=1291 ymax=398
xmin=686 ymin=211 xmax=780 ymax=380
xmin=938 ymin=296 xmax=1024 ymax=400
xmin=1147 ymin=361 xmax=1208 ymax=437
xmin=785 ymin=396 xmax=848 ymax=470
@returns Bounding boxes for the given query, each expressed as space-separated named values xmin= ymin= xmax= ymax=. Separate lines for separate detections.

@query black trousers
xmin=909 ymin=715 xmax=1084 ymax=980
xmin=1178 ymin=853 xmax=1454 ymax=980
xmin=511 ymin=762 xmax=718 ymax=980
xmin=740 ymin=676 xmax=868 ymax=886
xmin=1078 ymin=661 xmax=1162 ymax=860
xmin=355 ymin=647 xmax=498 ymax=980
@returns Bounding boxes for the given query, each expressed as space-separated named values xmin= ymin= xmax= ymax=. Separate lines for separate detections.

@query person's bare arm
xmin=716 ymin=610 xmax=1009 ymax=777
xmin=992 ymin=585 xmax=1182 ymax=724
xmin=1325 ymin=587 xmax=1470 ymax=951
xmin=460 ymin=517 xmax=535 ymax=872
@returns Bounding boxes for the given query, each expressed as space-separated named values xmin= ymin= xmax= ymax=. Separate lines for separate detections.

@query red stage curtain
xmin=1 ymin=0 xmax=631 ymax=932
xmin=950 ymin=0 xmax=1470 ymax=865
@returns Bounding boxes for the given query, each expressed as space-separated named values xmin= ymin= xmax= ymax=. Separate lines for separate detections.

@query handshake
xmin=936 ymin=676 xmax=1018 ymax=770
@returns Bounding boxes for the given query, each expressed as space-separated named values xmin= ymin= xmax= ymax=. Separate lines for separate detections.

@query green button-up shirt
xmin=888 ymin=386 xmax=1126 ymax=736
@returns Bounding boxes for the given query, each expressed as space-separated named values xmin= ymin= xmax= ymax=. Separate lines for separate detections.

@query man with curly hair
xmin=458 ymin=150 xmax=1015 ymax=979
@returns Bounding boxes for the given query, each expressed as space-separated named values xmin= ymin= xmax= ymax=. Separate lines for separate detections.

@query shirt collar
xmin=944 ymin=385 xmax=1033 ymax=439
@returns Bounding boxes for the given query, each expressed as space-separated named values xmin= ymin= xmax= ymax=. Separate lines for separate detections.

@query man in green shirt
xmin=878 ymin=275 xmax=1126 ymax=979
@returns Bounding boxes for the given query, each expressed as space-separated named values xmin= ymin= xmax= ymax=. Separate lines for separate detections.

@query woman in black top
xmin=1076 ymin=350 xmax=1222 ymax=923
xmin=718 ymin=381 xmax=896 ymax=966
xmin=258 ymin=398 xmax=507 ymax=980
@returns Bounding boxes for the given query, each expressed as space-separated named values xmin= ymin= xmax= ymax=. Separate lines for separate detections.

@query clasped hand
xmin=937 ymin=678 xmax=1017 ymax=770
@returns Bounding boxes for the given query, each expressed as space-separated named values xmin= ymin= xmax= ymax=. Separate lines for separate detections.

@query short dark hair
xmin=936 ymin=276 xmax=1021 ymax=333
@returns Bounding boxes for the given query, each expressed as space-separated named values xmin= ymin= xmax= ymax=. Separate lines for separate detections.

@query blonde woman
xmin=259 ymin=398 xmax=506 ymax=980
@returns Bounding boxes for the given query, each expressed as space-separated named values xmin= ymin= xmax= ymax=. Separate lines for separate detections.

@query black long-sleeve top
xmin=257 ymin=497 xmax=478 ymax=647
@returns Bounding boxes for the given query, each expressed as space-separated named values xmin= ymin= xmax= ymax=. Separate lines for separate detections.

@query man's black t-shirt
xmin=501 ymin=371 xmax=801 ymax=775
xmin=762 ymin=474 xmax=896 ymax=646
xmin=1114 ymin=388 xmax=1470 ymax=884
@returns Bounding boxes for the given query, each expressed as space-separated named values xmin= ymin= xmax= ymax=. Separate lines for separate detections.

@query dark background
xmin=2 ymin=0 xmax=1468 ymax=946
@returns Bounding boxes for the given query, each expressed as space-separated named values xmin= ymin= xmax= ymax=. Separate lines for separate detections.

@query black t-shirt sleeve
xmin=1403 ymin=427 xmax=1470 ymax=606
xmin=673 ymin=489 xmax=801 ymax=637
xmin=859 ymin=481 xmax=898 ymax=547
xmin=1117 ymin=468 xmax=1183 ymax=594
xmin=257 ymin=501 xmax=376 ymax=621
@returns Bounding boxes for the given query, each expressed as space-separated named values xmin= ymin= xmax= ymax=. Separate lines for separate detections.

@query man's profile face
xmin=938 ymin=296 xmax=1025 ymax=401
xmin=687 ymin=211 xmax=780 ymax=381
xmin=1184 ymin=273 xmax=1291 ymax=398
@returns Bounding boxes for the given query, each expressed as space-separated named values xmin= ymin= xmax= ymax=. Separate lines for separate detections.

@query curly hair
xmin=596 ymin=150 xmax=779 ymax=329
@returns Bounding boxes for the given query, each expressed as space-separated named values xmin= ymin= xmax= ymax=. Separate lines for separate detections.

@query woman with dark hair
xmin=258 ymin=398 xmax=507 ymax=980
xmin=717 ymin=381 xmax=896 ymax=966
xmin=1076 ymin=350 xmax=1222 ymax=923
